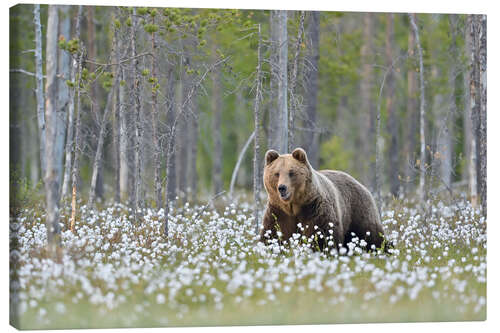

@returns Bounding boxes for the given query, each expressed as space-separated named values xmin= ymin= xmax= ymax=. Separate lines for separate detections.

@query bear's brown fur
xmin=260 ymin=147 xmax=387 ymax=252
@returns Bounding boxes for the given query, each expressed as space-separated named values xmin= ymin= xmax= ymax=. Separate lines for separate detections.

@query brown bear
xmin=260 ymin=147 xmax=387 ymax=252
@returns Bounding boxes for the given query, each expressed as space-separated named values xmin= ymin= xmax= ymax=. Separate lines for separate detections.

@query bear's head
xmin=263 ymin=147 xmax=313 ymax=208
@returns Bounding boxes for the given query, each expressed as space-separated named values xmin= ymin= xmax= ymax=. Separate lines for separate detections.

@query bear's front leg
xmin=259 ymin=205 xmax=279 ymax=243
xmin=259 ymin=204 xmax=297 ymax=244
xmin=302 ymin=208 xmax=344 ymax=252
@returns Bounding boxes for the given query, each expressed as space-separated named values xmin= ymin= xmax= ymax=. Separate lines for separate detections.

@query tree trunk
xmin=188 ymin=93 xmax=199 ymax=202
xmin=253 ymin=24 xmax=263 ymax=234
xmin=112 ymin=13 xmax=121 ymax=203
xmin=86 ymin=6 xmax=104 ymax=201
xmin=463 ymin=18 xmax=473 ymax=201
xmin=437 ymin=16 xmax=459 ymax=190
xmin=478 ymin=15 xmax=487 ymax=216
xmin=88 ymin=74 xmax=119 ymax=209
xmin=304 ymin=11 xmax=320 ymax=169
xmin=277 ymin=10 xmax=288 ymax=153
xmin=386 ymin=13 xmax=399 ymax=197
xmin=467 ymin=15 xmax=480 ymax=208
xmin=62 ymin=6 xmax=83 ymax=198
xmin=409 ymin=13 xmax=426 ymax=202
xmin=230 ymin=131 xmax=255 ymax=196
xmin=55 ymin=5 xmax=70 ymax=189
xmin=166 ymin=69 xmax=177 ymax=204
xmin=288 ymin=11 xmax=305 ymax=151
xmin=44 ymin=5 xmax=62 ymax=251
xmin=119 ymin=64 xmax=129 ymax=202
xmin=151 ymin=16 xmax=162 ymax=209
xmin=405 ymin=23 xmax=418 ymax=194
xmin=212 ymin=42 xmax=223 ymax=195
xmin=118 ymin=18 xmax=129 ymax=203
xmin=360 ymin=13 xmax=374 ymax=189
xmin=70 ymin=43 xmax=83 ymax=232
xmin=132 ymin=8 xmax=143 ymax=218
xmin=267 ymin=10 xmax=280 ymax=151
xmin=34 ymin=4 xmax=46 ymax=178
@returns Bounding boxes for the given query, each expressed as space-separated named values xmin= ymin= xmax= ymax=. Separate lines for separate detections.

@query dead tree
xmin=253 ymin=24 xmax=263 ymax=234
xmin=267 ymin=10 xmax=279 ymax=151
xmin=303 ymin=11 xmax=320 ymax=169
xmin=405 ymin=21 xmax=418 ymax=194
xmin=88 ymin=76 xmax=119 ymax=208
xmin=112 ymin=9 xmax=121 ymax=203
xmin=288 ymin=11 xmax=305 ymax=151
xmin=163 ymin=57 xmax=229 ymax=236
xmin=211 ymin=40 xmax=223 ymax=195
xmin=55 ymin=5 xmax=71 ymax=187
xmin=467 ymin=15 xmax=480 ymax=208
xmin=277 ymin=10 xmax=288 ymax=153
xmin=33 ymin=4 xmax=46 ymax=177
xmin=360 ymin=13 xmax=374 ymax=189
xmin=88 ymin=27 xmax=121 ymax=208
xmin=132 ymin=8 xmax=144 ymax=219
xmin=386 ymin=13 xmax=399 ymax=197
xmin=150 ymin=14 xmax=162 ymax=209
xmin=70 ymin=49 xmax=83 ymax=233
xmin=478 ymin=15 xmax=487 ymax=216
xmin=409 ymin=13 xmax=426 ymax=202
xmin=44 ymin=5 xmax=62 ymax=251
xmin=230 ymin=131 xmax=255 ymax=197
xmin=62 ymin=6 xmax=83 ymax=198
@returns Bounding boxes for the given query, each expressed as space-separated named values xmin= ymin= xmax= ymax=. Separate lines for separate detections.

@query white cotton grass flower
xmin=9 ymin=195 xmax=486 ymax=325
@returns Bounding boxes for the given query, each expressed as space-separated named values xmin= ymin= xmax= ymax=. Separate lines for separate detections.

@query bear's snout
xmin=278 ymin=184 xmax=290 ymax=200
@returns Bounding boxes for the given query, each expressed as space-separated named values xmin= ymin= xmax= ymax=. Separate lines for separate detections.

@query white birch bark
xmin=288 ymin=11 xmax=305 ymax=151
xmin=44 ymin=5 xmax=62 ymax=249
xmin=33 ymin=4 xmax=46 ymax=177
xmin=62 ymin=6 xmax=83 ymax=198
xmin=278 ymin=11 xmax=288 ymax=153
xmin=409 ymin=13 xmax=426 ymax=202
xmin=253 ymin=24 xmax=263 ymax=234
xmin=55 ymin=5 xmax=71 ymax=188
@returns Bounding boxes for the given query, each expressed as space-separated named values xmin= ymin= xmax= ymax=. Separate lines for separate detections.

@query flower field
xmin=9 ymin=194 xmax=486 ymax=329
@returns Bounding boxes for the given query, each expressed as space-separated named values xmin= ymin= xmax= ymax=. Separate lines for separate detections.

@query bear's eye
xmin=289 ymin=171 xmax=295 ymax=177
xmin=274 ymin=172 xmax=279 ymax=177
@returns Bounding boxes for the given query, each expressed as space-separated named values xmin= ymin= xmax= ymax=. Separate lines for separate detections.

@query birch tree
xmin=478 ymin=15 xmax=486 ymax=216
xmin=33 ymin=4 xmax=46 ymax=177
xmin=467 ymin=15 xmax=479 ymax=208
xmin=212 ymin=40 xmax=223 ymax=195
xmin=44 ymin=5 xmax=62 ymax=250
xmin=409 ymin=13 xmax=426 ymax=202
xmin=62 ymin=6 xmax=83 ymax=198
xmin=360 ymin=12 xmax=374 ymax=189
xmin=55 ymin=5 xmax=71 ymax=187
xmin=288 ymin=11 xmax=305 ymax=151
xmin=277 ymin=10 xmax=288 ymax=153
xmin=405 ymin=21 xmax=418 ymax=193
xmin=267 ymin=10 xmax=279 ymax=151
xmin=253 ymin=24 xmax=263 ymax=234
xmin=304 ymin=11 xmax=320 ymax=169
xmin=132 ymin=8 xmax=144 ymax=219
xmin=386 ymin=13 xmax=399 ymax=197
xmin=150 ymin=12 xmax=162 ymax=209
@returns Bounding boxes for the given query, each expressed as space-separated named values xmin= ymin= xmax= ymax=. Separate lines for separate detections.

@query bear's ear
xmin=265 ymin=150 xmax=280 ymax=165
xmin=292 ymin=147 xmax=308 ymax=164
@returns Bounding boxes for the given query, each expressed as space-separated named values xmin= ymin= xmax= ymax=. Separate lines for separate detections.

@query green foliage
xmin=319 ymin=136 xmax=353 ymax=173
xmin=137 ymin=7 xmax=148 ymax=16
xmin=144 ymin=23 xmax=159 ymax=34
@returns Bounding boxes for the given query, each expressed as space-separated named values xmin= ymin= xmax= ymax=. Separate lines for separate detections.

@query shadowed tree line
xmin=9 ymin=6 xmax=486 ymax=252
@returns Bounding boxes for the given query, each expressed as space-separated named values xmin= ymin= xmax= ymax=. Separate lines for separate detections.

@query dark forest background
xmin=10 ymin=5 xmax=487 ymax=240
